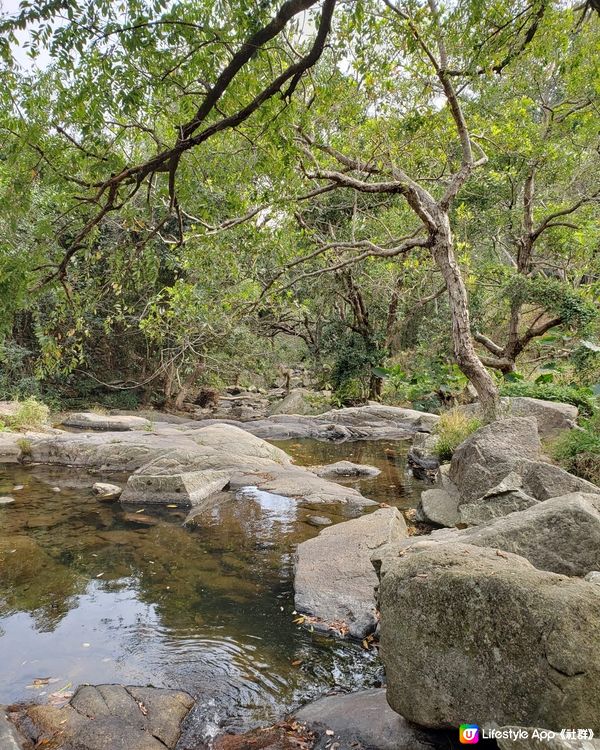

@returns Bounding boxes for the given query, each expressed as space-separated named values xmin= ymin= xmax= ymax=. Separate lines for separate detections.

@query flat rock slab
xmin=22 ymin=684 xmax=193 ymax=750
xmin=120 ymin=469 xmax=230 ymax=506
xmin=294 ymin=507 xmax=407 ymax=638
xmin=295 ymin=689 xmax=450 ymax=749
xmin=379 ymin=542 xmax=600 ymax=732
xmin=61 ymin=412 xmax=152 ymax=431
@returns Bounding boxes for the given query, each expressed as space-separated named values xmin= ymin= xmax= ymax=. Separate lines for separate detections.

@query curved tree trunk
xmin=432 ymin=215 xmax=499 ymax=420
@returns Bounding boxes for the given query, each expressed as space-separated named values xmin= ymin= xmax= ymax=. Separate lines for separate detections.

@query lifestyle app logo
xmin=459 ymin=725 xmax=480 ymax=744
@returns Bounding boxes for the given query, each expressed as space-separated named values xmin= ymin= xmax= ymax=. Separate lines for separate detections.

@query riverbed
xmin=0 ymin=438 xmax=425 ymax=739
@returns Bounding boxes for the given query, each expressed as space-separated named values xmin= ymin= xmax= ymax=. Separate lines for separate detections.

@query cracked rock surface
xmin=19 ymin=684 xmax=194 ymax=750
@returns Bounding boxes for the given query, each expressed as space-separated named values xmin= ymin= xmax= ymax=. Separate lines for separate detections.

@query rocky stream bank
xmin=1 ymin=398 xmax=599 ymax=749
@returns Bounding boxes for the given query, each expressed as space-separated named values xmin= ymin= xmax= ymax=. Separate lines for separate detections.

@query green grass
xmin=553 ymin=414 xmax=600 ymax=486
xmin=434 ymin=408 xmax=482 ymax=461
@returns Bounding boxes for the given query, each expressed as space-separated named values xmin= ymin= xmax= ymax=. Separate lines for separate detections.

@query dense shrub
xmin=434 ymin=409 xmax=481 ymax=461
xmin=553 ymin=414 xmax=600 ymax=486
xmin=6 ymin=397 xmax=50 ymax=430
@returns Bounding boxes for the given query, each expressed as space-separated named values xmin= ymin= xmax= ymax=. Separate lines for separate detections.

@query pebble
xmin=0 ymin=496 xmax=15 ymax=504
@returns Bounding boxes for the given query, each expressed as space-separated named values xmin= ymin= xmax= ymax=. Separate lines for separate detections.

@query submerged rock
xmin=378 ymin=542 xmax=600 ymax=731
xmin=92 ymin=482 xmax=122 ymax=500
xmin=294 ymin=507 xmax=407 ymax=638
xmin=21 ymin=684 xmax=194 ymax=750
xmin=294 ymin=689 xmax=449 ymax=749
xmin=309 ymin=460 xmax=381 ymax=479
xmin=305 ymin=515 xmax=333 ymax=527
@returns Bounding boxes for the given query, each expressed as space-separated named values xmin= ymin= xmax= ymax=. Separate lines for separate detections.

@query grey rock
xmin=310 ymin=460 xmax=381 ymax=479
xmin=585 ymin=571 xmax=600 ymax=585
xmin=61 ymin=412 xmax=152 ymax=431
xmin=448 ymin=493 xmax=600 ymax=576
xmin=0 ymin=496 xmax=15 ymax=504
xmin=459 ymin=473 xmax=540 ymax=524
xmin=450 ymin=417 xmax=542 ymax=503
xmin=120 ymin=469 xmax=230 ymax=506
xmin=496 ymin=727 xmax=600 ymax=749
xmin=0 ymin=708 xmax=26 ymax=750
xmin=522 ymin=461 xmax=600 ymax=500
xmin=463 ymin=397 xmax=578 ymax=437
xmin=92 ymin=482 xmax=122 ymax=501
xmin=23 ymin=684 xmax=193 ymax=750
xmin=379 ymin=542 xmax=600 ymax=731
xmin=295 ymin=689 xmax=447 ymax=749
xmin=416 ymin=488 xmax=460 ymax=527
xmin=305 ymin=515 xmax=333 ymax=527
xmin=294 ymin=507 xmax=407 ymax=638
xmin=268 ymin=388 xmax=330 ymax=416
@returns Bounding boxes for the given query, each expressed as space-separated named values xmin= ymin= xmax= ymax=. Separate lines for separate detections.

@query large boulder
xmin=450 ymin=417 xmax=542 ymax=503
xmin=120 ymin=469 xmax=230 ymax=506
xmin=295 ymin=689 xmax=448 ymax=750
xmin=294 ymin=508 xmax=407 ymax=638
xmin=61 ymin=412 xmax=152 ymax=431
xmin=522 ymin=461 xmax=600 ymax=500
xmin=21 ymin=684 xmax=193 ymax=750
xmin=463 ymin=397 xmax=578 ymax=437
xmin=421 ymin=493 xmax=600 ymax=576
xmin=378 ymin=542 xmax=600 ymax=731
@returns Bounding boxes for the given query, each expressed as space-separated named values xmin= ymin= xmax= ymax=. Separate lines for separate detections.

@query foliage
xmin=434 ymin=409 xmax=482 ymax=461
xmin=499 ymin=381 xmax=598 ymax=417
xmin=553 ymin=414 xmax=600 ymax=485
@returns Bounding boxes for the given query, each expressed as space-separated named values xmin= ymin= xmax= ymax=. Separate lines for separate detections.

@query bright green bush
xmin=499 ymin=381 xmax=598 ymax=417
xmin=434 ymin=409 xmax=482 ymax=461
xmin=553 ymin=414 xmax=600 ymax=486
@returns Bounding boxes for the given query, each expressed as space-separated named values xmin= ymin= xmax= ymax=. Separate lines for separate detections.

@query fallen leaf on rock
xmin=291 ymin=659 xmax=303 ymax=667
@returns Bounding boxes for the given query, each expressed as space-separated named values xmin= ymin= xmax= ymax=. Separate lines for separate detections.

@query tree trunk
xmin=431 ymin=215 xmax=499 ymax=420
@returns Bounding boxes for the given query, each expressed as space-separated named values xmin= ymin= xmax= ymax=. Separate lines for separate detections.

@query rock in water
xmin=305 ymin=515 xmax=333 ymax=527
xmin=92 ymin=482 xmax=122 ymax=501
xmin=0 ymin=496 xmax=15 ymax=504
xmin=120 ymin=469 xmax=230 ymax=506
xmin=378 ymin=542 xmax=600 ymax=731
xmin=295 ymin=689 xmax=449 ymax=749
xmin=309 ymin=460 xmax=381 ymax=479
xmin=21 ymin=684 xmax=194 ymax=750
xmin=294 ymin=507 xmax=407 ymax=638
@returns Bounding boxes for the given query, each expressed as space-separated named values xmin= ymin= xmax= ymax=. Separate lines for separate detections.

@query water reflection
xmin=0 ymin=439 xmax=417 ymax=732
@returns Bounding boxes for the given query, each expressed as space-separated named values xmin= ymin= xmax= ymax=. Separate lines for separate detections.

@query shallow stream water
xmin=0 ymin=438 xmax=425 ymax=739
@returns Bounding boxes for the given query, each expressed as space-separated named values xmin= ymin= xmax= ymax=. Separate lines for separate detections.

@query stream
xmin=0 ymin=438 xmax=426 ymax=738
